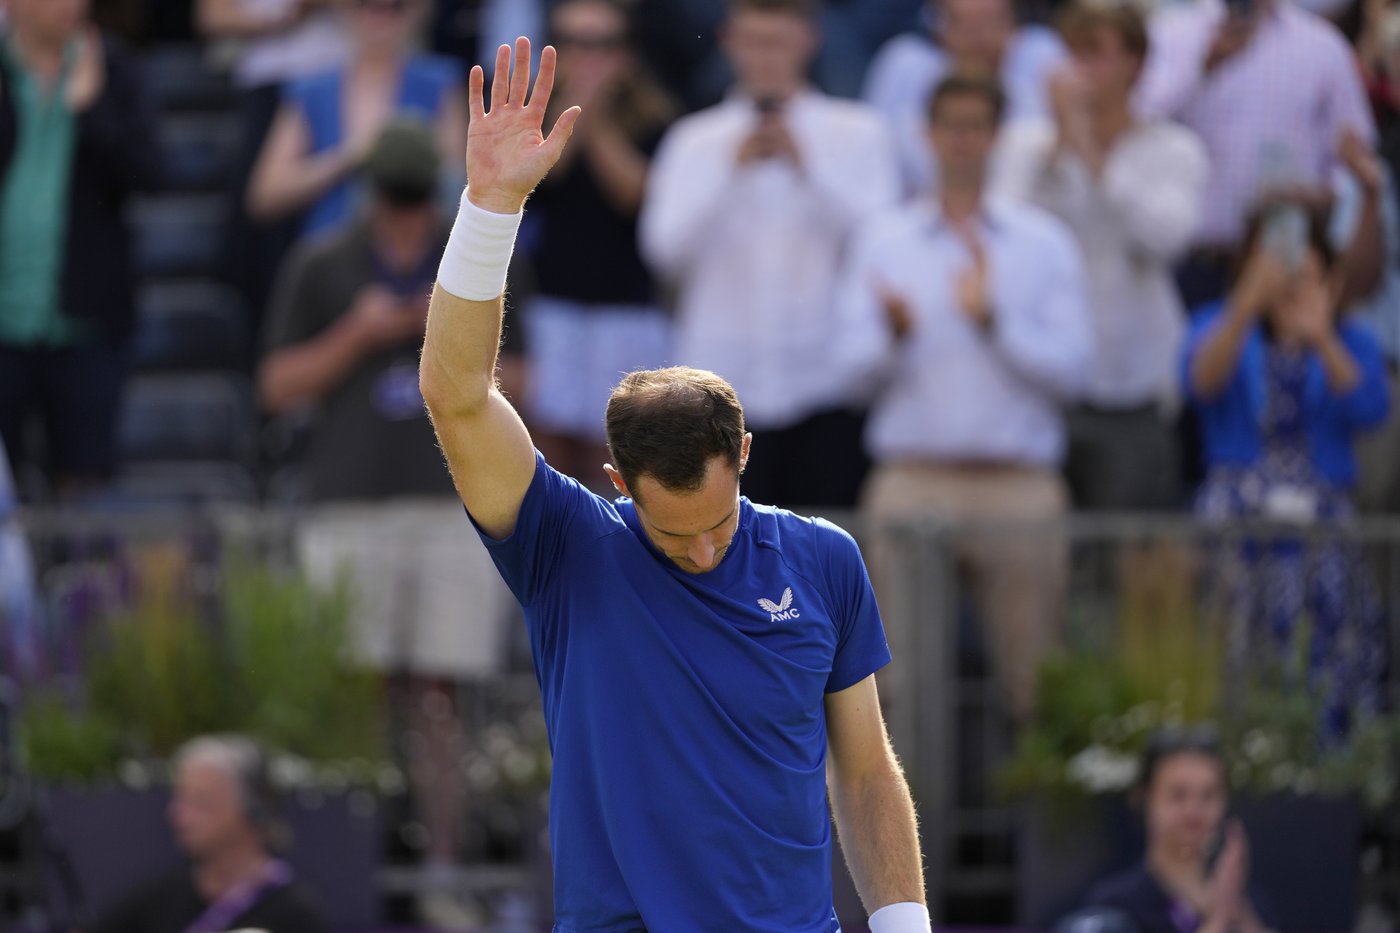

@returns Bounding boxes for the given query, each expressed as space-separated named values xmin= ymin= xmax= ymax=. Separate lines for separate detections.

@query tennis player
xmin=420 ymin=36 xmax=929 ymax=933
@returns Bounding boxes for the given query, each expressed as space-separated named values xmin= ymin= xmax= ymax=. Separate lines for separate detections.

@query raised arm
xmin=419 ymin=38 xmax=580 ymax=540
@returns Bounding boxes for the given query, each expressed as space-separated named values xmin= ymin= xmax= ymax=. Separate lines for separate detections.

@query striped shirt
xmin=1135 ymin=0 xmax=1374 ymax=247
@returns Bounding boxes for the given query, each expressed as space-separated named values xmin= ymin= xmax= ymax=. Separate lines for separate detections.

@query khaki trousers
xmin=861 ymin=462 xmax=1068 ymax=723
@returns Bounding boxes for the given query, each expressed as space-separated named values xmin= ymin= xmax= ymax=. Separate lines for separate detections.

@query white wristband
xmin=436 ymin=188 xmax=523 ymax=301
xmin=868 ymin=902 xmax=932 ymax=933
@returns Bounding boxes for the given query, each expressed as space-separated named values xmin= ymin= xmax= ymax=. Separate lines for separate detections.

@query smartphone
xmin=1262 ymin=203 xmax=1308 ymax=271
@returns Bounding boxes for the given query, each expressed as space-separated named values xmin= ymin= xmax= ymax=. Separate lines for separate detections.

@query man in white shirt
xmin=640 ymin=0 xmax=900 ymax=510
xmin=863 ymin=0 xmax=1064 ymax=195
xmin=836 ymin=74 xmax=1092 ymax=723
xmin=993 ymin=1 xmax=1208 ymax=510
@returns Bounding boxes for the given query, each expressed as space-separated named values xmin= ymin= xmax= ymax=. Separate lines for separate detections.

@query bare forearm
xmin=1316 ymin=331 xmax=1362 ymax=394
xmin=198 ymin=0 xmax=293 ymax=38
xmin=1337 ymin=193 xmax=1383 ymax=307
xmin=258 ymin=317 xmax=367 ymax=414
xmin=583 ymin=122 xmax=649 ymax=216
xmin=420 ymin=286 xmax=504 ymax=418
xmin=1190 ymin=307 xmax=1254 ymax=399
xmin=247 ymin=147 xmax=358 ymax=221
xmin=830 ymin=760 xmax=925 ymax=913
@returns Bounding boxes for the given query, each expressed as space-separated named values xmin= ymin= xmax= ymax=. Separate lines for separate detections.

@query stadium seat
xmin=130 ymin=194 xmax=225 ymax=279
xmin=141 ymin=45 xmax=234 ymax=113
xmin=131 ymin=283 xmax=249 ymax=373
xmin=159 ymin=113 xmax=242 ymax=193
xmin=117 ymin=374 xmax=257 ymax=465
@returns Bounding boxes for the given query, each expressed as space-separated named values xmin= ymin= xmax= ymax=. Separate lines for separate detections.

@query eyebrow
xmin=652 ymin=504 xmax=737 ymax=538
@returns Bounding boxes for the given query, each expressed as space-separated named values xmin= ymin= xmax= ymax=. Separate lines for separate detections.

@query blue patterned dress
xmin=1196 ymin=347 xmax=1386 ymax=740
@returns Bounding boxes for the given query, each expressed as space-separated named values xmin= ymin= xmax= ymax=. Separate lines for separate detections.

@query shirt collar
xmin=920 ymin=195 xmax=1009 ymax=235
xmin=724 ymin=85 xmax=821 ymax=116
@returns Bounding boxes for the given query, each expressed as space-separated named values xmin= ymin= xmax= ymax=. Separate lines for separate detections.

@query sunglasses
xmin=553 ymin=33 xmax=628 ymax=51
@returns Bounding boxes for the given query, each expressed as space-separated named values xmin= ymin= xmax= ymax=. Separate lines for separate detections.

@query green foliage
xmin=19 ymin=694 xmax=120 ymax=783
xmin=1002 ymin=549 xmax=1400 ymax=810
xmin=22 ymin=558 xmax=384 ymax=782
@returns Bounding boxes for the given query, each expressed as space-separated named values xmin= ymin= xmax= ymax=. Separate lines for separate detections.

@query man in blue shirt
xmin=419 ymin=35 xmax=929 ymax=933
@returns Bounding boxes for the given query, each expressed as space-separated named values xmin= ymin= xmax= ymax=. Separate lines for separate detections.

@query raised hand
xmin=873 ymin=280 xmax=916 ymax=341
xmin=1204 ymin=819 xmax=1250 ymax=928
xmin=954 ymin=228 xmax=994 ymax=332
xmin=466 ymin=38 xmax=582 ymax=215
xmin=64 ymin=27 xmax=106 ymax=113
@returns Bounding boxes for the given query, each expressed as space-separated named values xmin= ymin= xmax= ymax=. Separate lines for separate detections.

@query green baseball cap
xmin=364 ymin=118 xmax=441 ymax=205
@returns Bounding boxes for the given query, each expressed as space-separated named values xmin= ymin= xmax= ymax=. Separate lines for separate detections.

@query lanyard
xmin=182 ymin=860 xmax=293 ymax=933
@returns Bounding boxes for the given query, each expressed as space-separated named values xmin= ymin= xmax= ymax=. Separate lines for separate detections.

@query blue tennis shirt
xmin=474 ymin=453 xmax=892 ymax=932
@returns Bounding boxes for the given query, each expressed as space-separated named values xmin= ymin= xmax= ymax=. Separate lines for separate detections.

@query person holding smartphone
xmin=1182 ymin=202 xmax=1390 ymax=740
xmin=639 ymin=0 xmax=901 ymax=511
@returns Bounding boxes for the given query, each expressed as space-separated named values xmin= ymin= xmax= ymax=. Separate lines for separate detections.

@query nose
xmin=687 ymin=536 xmax=717 ymax=570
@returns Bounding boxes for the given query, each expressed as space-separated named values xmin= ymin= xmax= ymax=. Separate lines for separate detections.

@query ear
xmin=740 ymin=433 xmax=753 ymax=473
xmin=603 ymin=463 xmax=629 ymax=496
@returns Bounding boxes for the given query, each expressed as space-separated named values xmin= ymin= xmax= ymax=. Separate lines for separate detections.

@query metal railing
xmin=5 ymin=505 xmax=1400 ymax=927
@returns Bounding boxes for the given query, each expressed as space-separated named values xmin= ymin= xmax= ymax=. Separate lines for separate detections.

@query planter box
xmin=1017 ymin=794 xmax=1360 ymax=932
xmin=46 ymin=783 xmax=381 ymax=927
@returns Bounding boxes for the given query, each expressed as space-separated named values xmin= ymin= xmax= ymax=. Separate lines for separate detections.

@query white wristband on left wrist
xmin=436 ymin=188 xmax=523 ymax=302
xmin=868 ymin=901 xmax=932 ymax=933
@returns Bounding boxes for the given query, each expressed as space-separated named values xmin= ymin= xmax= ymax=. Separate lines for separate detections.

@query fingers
xmin=490 ymin=44 xmax=510 ymax=112
xmin=468 ymin=65 xmax=486 ymax=122
xmin=509 ymin=36 xmax=532 ymax=106
xmin=530 ymin=44 xmax=559 ymax=114
xmin=544 ymin=105 xmax=583 ymax=160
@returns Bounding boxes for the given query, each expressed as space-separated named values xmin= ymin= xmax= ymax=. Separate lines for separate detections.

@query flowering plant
xmin=21 ymin=554 xmax=389 ymax=786
xmin=1000 ymin=548 xmax=1400 ymax=810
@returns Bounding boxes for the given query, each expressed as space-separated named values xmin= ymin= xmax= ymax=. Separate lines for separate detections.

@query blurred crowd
xmin=2 ymin=0 xmax=1399 ymax=928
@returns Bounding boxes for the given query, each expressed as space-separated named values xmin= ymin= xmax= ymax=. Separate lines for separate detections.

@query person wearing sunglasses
xmin=247 ymin=0 xmax=466 ymax=239
xmin=519 ymin=0 xmax=678 ymax=491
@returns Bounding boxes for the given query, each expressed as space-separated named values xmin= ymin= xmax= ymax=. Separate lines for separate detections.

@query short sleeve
xmin=260 ymin=240 xmax=323 ymax=352
xmin=470 ymin=451 xmax=600 ymax=607
xmin=818 ymin=519 xmax=891 ymax=693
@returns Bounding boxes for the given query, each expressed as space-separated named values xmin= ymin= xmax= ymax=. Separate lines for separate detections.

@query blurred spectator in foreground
xmin=1083 ymin=728 xmax=1279 ymax=933
xmin=0 ymin=435 xmax=39 ymax=680
xmin=521 ymin=0 xmax=676 ymax=490
xmin=93 ymin=735 xmax=325 ymax=933
xmin=640 ymin=0 xmax=899 ymax=510
xmin=1351 ymin=1 xmax=1400 ymax=513
xmin=1183 ymin=203 xmax=1389 ymax=739
xmin=837 ymin=75 xmax=1092 ymax=722
xmin=197 ymin=0 xmax=350 ymax=335
xmin=993 ymin=1 xmax=1207 ymax=510
xmin=0 ymin=0 xmax=159 ymax=499
xmin=864 ymin=0 xmax=1065 ymax=194
xmin=1136 ymin=0 xmax=1378 ymax=308
xmin=247 ymin=0 xmax=465 ymax=239
xmin=259 ymin=121 xmax=495 ymax=930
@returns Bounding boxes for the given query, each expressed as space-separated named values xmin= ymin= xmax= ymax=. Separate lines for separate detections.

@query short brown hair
xmin=1056 ymin=0 xmax=1149 ymax=60
xmin=605 ymin=367 xmax=747 ymax=494
xmin=926 ymin=73 xmax=1006 ymax=125
xmin=728 ymin=0 xmax=819 ymax=18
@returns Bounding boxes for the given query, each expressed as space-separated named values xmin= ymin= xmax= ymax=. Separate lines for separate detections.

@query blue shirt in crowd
xmin=1181 ymin=302 xmax=1391 ymax=488
xmin=285 ymin=55 xmax=460 ymax=236
xmin=474 ymin=453 xmax=891 ymax=933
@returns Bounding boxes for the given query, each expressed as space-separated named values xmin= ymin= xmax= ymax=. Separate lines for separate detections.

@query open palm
xmin=466 ymin=37 xmax=581 ymax=215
